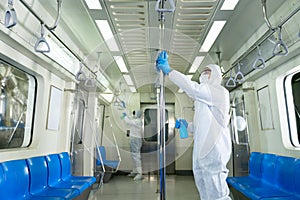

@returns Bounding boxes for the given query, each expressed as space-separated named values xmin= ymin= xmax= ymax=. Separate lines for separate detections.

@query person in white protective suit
xmin=121 ymin=110 xmax=144 ymax=181
xmin=156 ymin=51 xmax=232 ymax=200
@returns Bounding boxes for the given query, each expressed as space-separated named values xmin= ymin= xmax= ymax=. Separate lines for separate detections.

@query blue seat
xmin=0 ymin=160 xmax=29 ymax=200
xmin=262 ymin=156 xmax=300 ymax=200
xmin=58 ymin=152 xmax=96 ymax=186
xmin=227 ymin=152 xmax=263 ymax=189
xmin=274 ymin=156 xmax=297 ymax=193
xmin=262 ymin=160 xmax=300 ymax=200
xmin=0 ymin=160 xmax=64 ymax=200
xmin=293 ymin=160 xmax=300 ymax=198
xmin=262 ymin=198 xmax=300 ymax=200
xmin=0 ymin=165 xmax=3 ymax=190
xmin=26 ymin=156 xmax=79 ymax=199
xmin=45 ymin=154 xmax=90 ymax=194
xmin=249 ymin=152 xmax=263 ymax=179
xmin=96 ymin=146 xmax=119 ymax=169
xmin=228 ymin=153 xmax=300 ymax=200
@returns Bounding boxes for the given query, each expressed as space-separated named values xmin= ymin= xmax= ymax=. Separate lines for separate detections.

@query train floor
xmin=88 ymin=174 xmax=200 ymax=200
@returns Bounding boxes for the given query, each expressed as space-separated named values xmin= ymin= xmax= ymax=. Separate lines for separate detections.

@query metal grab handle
xmin=226 ymin=70 xmax=236 ymax=88
xmin=234 ymin=63 xmax=245 ymax=84
xmin=272 ymin=28 xmax=288 ymax=56
xmin=252 ymin=58 xmax=265 ymax=69
xmin=75 ymin=63 xmax=87 ymax=81
xmin=155 ymin=0 xmax=175 ymax=13
xmin=34 ymin=24 xmax=50 ymax=53
xmin=273 ymin=40 xmax=289 ymax=56
xmin=4 ymin=0 xmax=17 ymax=28
xmin=226 ymin=77 xmax=236 ymax=87
xmin=235 ymin=71 xmax=244 ymax=83
xmin=75 ymin=71 xmax=86 ymax=81
xmin=48 ymin=0 xmax=62 ymax=31
xmin=252 ymin=46 xmax=266 ymax=69
xmin=261 ymin=0 xmax=276 ymax=30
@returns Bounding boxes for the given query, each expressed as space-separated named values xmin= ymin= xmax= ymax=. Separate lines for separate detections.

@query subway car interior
xmin=0 ymin=0 xmax=300 ymax=199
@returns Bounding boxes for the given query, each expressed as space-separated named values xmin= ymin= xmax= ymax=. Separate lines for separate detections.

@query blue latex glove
xmin=120 ymin=112 xmax=127 ymax=119
xmin=175 ymin=118 xmax=188 ymax=139
xmin=175 ymin=119 xmax=188 ymax=129
xmin=156 ymin=51 xmax=171 ymax=75
xmin=175 ymin=119 xmax=181 ymax=129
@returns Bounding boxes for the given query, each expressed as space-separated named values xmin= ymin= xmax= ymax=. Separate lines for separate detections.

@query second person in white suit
xmin=122 ymin=110 xmax=143 ymax=181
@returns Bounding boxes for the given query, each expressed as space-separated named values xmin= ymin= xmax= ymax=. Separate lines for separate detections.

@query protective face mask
xmin=199 ymin=73 xmax=209 ymax=83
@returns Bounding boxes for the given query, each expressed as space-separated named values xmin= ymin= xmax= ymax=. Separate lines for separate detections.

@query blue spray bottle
xmin=175 ymin=119 xmax=188 ymax=139
xmin=179 ymin=120 xmax=188 ymax=139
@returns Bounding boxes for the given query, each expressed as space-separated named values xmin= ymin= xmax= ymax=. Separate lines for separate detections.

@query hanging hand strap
xmin=34 ymin=23 xmax=50 ymax=53
xmin=4 ymin=0 xmax=17 ymax=28
xmin=226 ymin=69 xmax=236 ymax=88
xmin=272 ymin=27 xmax=289 ymax=56
xmin=234 ymin=62 xmax=245 ymax=83
xmin=75 ymin=63 xmax=87 ymax=81
xmin=252 ymin=45 xmax=266 ymax=69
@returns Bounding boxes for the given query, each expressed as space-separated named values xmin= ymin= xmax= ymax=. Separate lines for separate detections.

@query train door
xmin=96 ymin=103 xmax=105 ymax=146
xmin=230 ymin=93 xmax=250 ymax=176
xmin=141 ymin=103 xmax=176 ymax=174
xmin=70 ymin=88 xmax=88 ymax=176
xmin=70 ymin=82 xmax=103 ymax=176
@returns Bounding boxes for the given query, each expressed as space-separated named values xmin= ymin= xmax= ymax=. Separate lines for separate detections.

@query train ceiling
xmin=31 ymin=0 xmax=285 ymax=93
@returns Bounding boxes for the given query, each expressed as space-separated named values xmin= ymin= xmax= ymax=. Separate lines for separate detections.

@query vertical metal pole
xmin=155 ymin=0 xmax=175 ymax=198
xmin=159 ymin=73 xmax=166 ymax=200
xmin=156 ymin=85 xmax=161 ymax=193
xmin=158 ymin=0 xmax=166 ymax=199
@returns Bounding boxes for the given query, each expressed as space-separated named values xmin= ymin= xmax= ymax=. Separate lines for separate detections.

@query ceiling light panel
xmin=221 ymin=0 xmax=239 ymax=10
xmin=189 ymin=56 xmax=205 ymax=73
xmin=84 ymin=0 xmax=102 ymax=9
xmin=123 ymin=74 xmax=134 ymax=86
xmin=114 ymin=56 xmax=128 ymax=73
xmin=95 ymin=20 xmax=119 ymax=51
xmin=200 ymin=21 xmax=226 ymax=52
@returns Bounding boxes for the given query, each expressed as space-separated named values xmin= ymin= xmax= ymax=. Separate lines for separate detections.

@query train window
xmin=144 ymin=109 xmax=168 ymax=142
xmin=284 ymin=71 xmax=300 ymax=147
xmin=0 ymin=61 xmax=36 ymax=149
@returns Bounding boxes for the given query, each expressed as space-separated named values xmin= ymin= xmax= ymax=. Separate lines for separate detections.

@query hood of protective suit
xmin=135 ymin=110 xmax=142 ymax=118
xmin=199 ymin=64 xmax=222 ymax=85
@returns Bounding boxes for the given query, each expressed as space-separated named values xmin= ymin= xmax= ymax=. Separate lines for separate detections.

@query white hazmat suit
xmin=169 ymin=64 xmax=231 ymax=200
xmin=124 ymin=110 xmax=143 ymax=180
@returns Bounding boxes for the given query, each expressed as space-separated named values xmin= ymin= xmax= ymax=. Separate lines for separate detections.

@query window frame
xmin=284 ymin=74 xmax=299 ymax=147
xmin=0 ymin=58 xmax=37 ymax=149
